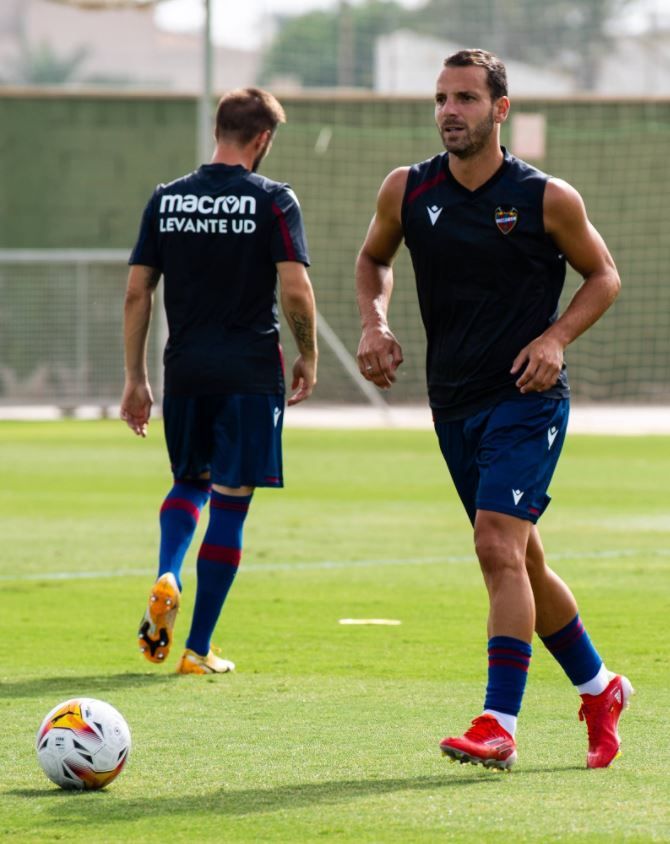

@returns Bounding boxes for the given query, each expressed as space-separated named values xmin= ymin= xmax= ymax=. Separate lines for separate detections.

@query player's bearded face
xmin=439 ymin=106 xmax=495 ymax=159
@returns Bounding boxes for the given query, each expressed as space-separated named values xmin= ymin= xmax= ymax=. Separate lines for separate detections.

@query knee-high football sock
xmin=185 ymin=491 xmax=252 ymax=656
xmin=158 ymin=479 xmax=211 ymax=591
xmin=483 ymin=636 xmax=532 ymax=736
xmin=540 ymin=614 xmax=608 ymax=695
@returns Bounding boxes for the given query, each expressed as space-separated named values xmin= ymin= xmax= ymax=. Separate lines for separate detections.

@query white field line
xmin=1 ymin=547 xmax=668 ymax=583
xmin=1 ymin=404 xmax=669 ymax=434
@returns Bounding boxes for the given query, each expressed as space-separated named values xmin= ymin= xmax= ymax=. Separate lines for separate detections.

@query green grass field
xmin=1 ymin=421 xmax=669 ymax=842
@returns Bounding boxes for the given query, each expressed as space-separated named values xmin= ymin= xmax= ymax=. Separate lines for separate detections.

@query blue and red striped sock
xmin=185 ymin=491 xmax=252 ymax=656
xmin=484 ymin=636 xmax=532 ymax=719
xmin=158 ymin=479 xmax=211 ymax=591
xmin=540 ymin=614 xmax=603 ymax=687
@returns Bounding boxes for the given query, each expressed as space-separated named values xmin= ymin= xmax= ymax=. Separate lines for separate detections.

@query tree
xmin=410 ymin=0 xmax=632 ymax=90
xmin=259 ymin=0 xmax=410 ymax=89
xmin=4 ymin=41 xmax=89 ymax=85
xmin=259 ymin=0 xmax=633 ymax=91
xmin=1 ymin=39 xmax=139 ymax=87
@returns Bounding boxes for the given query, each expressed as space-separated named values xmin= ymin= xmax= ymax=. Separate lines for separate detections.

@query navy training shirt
xmin=129 ymin=163 xmax=310 ymax=397
xmin=401 ymin=147 xmax=570 ymax=420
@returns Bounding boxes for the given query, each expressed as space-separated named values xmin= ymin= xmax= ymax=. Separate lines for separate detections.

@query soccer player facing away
xmin=356 ymin=50 xmax=632 ymax=769
xmin=121 ymin=88 xmax=318 ymax=675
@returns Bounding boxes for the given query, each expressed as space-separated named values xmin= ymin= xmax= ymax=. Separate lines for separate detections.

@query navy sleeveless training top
xmin=401 ymin=147 xmax=570 ymax=420
xmin=130 ymin=163 xmax=309 ymax=397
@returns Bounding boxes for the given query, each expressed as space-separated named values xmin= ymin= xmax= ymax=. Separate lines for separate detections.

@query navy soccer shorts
xmin=434 ymin=394 xmax=570 ymax=525
xmin=162 ymin=393 xmax=284 ymax=488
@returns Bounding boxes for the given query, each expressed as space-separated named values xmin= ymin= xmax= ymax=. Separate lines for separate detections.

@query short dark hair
xmin=215 ymin=87 xmax=286 ymax=144
xmin=444 ymin=49 xmax=508 ymax=100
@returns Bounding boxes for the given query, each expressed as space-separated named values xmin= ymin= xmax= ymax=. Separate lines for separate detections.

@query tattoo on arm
xmin=289 ymin=311 xmax=315 ymax=353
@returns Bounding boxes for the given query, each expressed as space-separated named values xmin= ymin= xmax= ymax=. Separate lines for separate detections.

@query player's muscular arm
xmin=278 ymin=261 xmax=318 ymax=406
xmin=356 ymin=167 xmax=407 ymax=388
xmin=512 ymin=179 xmax=621 ymax=394
xmin=121 ymin=264 xmax=160 ymax=436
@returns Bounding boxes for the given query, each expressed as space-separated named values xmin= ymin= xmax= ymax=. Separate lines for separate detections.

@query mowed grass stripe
xmin=2 ymin=546 xmax=670 ymax=583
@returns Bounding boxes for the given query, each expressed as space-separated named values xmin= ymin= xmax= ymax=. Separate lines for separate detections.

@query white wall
xmin=374 ymin=31 xmax=575 ymax=96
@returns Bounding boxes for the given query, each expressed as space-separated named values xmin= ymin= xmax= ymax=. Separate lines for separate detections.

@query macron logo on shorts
xmin=512 ymin=489 xmax=524 ymax=505
xmin=547 ymin=426 xmax=559 ymax=449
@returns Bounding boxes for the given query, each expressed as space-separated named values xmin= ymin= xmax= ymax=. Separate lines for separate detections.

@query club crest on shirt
xmin=495 ymin=206 xmax=518 ymax=235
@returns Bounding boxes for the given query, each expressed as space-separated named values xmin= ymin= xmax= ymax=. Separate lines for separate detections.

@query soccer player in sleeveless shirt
xmin=121 ymin=88 xmax=318 ymax=675
xmin=356 ymin=50 xmax=632 ymax=769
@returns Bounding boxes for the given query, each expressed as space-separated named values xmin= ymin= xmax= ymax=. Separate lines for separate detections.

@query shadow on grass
xmin=0 ymin=673 xmax=178 ymax=699
xmin=8 ymin=766 xmax=585 ymax=823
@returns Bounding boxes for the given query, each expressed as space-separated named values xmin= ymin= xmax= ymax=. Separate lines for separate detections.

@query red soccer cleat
xmin=440 ymin=714 xmax=517 ymax=770
xmin=579 ymin=674 xmax=634 ymax=769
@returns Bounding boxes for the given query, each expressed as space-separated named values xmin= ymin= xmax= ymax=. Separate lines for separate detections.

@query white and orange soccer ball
xmin=36 ymin=698 xmax=131 ymax=790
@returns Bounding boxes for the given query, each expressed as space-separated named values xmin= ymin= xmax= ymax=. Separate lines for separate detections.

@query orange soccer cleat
xmin=137 ymin=573 xmax=181 ymax=664
xmin=579 ymin=674 xmax=634 ymax=769
xmin=176 ymin=647 xmax=235 ymax=675
xmin=440 ymin=714 xmax=517 ymax=770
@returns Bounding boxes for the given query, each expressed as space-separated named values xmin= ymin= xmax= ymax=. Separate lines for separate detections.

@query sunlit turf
xmin=1 ymin=421 xmax=669 ymax=842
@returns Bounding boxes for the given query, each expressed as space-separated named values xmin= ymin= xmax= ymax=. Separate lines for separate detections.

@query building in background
xmin=595 ymin=27 xmax=670 ymax=94
xmin=2 ymin=0 xmax=669 ymax=95
xmin=0 ymin=0 xmax=259 ymax=91
xmin=374 ymin=32 xmax=575 ymax=96
xmin=374 ymin=27 xmax=670 ymax=97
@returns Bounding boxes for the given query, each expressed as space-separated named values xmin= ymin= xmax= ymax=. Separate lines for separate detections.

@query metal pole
xmin=75 ymin=261 xmax=88 ymax=402
xmin=197 ymin=0 xmax=213 ymax=165
xmin=315 ymin=310 xmax=390 ymax=414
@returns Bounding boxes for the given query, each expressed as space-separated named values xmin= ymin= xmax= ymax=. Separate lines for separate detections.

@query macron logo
xmin=273 ymin=407 xmax=282 ymax=428
xmin=159 ymin=193 xmax=256 ymax=215
xmin=512 ymin=489 xmax=524 ymax=505
xmin=427 ymin=205 xmax=443 ymax=226
xmin=547 ymin=426 xmax=558 ymax=449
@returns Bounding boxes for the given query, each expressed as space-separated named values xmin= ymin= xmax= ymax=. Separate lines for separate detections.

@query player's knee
xmin=212 ymin=483 xmax=255 ymax=496
xmin=474 ymin=527 xmax=525 ymax=579
xmin=175 ymin=474 xmax=211 ymax=484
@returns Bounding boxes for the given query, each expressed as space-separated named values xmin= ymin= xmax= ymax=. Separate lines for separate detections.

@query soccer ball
xmin=36 ymin=698 xmax=131 ymax=790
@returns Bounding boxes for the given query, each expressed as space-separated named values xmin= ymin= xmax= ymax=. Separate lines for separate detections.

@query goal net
xmin=1 ymin=0 xmax=669 ymax=409
xmin=1 ymin=93 xmax=669 ymax=409
xmin=268 ymin=96 xmax=670 ymax=407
